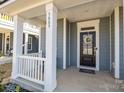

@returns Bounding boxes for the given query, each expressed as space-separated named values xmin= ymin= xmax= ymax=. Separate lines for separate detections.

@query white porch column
xmin=12 ymin=15 xmax=24 ymax=79
xmin=24 ymin=33 xmax=28 ymax=54
xmin=45 ymin=3 xmax=57 ymax=91
xmin=114 ymin=7 xmax=120 ymax=79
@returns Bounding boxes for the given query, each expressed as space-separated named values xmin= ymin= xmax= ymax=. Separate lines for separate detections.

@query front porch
xmin=56 ymin=67 xmax=124 ymax=92
xmin=0 ymin=63 xmax=124 ymax=92
xmin=0 ymin=0 xmax=123 ymax=92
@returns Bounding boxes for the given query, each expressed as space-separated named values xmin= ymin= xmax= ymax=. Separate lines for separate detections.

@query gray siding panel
xmin=70 ymin=22 xmax=77 ymax=66
xmin=41 ymin=28 xmax=46 ymax=58
xmin=10 ymin=32 xmax=13 ymax=49
xmin=99 ymin=17 xmax=110 ymax=71
xmin=40 ymin=19 xmax=64 ymax=69
xmin=57 ymin=19 xmax=64 ymax=69
xmin=119 ymin=7 xmax=124 ymax=80
xmin=66 ymin=19 xmax=70 ymax=68
xmin=111 ymin=11 xmax=115 ymax=74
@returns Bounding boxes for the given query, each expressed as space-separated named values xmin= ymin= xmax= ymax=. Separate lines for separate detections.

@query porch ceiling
xmin=0 ymin=0 xmax=123 ymax=22
xmin=0 ymin=27 xmax=12 ymax=33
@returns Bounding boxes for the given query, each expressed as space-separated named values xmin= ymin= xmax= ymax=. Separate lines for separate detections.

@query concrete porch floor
xmin=55 ymin=67 xmax=124 ymax=92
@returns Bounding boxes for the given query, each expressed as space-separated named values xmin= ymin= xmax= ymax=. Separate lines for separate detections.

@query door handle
xmin=94 ymin=47 xmax=98 ymax=51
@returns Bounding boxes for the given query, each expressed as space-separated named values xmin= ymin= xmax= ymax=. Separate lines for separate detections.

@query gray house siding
xmin=40 ymin=19 xmax=64 ymax=69
xmin=28 ymin=34 xmax=39 ymax=53
xmin=70 ymin=22 xmax=77 ymax=66
xmin=69 ymin=17 xmax=110 ymax=71
xmin=111 ymin=11 xmax=115 ymax=74
xmin=66 ymin=19 xmax=70 ymax=68
xmin=10 ymin=32 xmax=13 ymax=49
xmin=40 ymin=28 xmax=46 ymax=58
xmin=119 ymin=7 xmax=124 ymax=80
xmin=99 ymin=17 xmax=110 ymax=71
xmin=57 ymin=19 xmax=64 ymax=69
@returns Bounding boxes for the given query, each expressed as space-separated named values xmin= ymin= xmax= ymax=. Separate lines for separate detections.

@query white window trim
xmin=77 ymin=19 xmax=100 ymax=71
xmin=28 ymin=36 xmax=33 ymax=51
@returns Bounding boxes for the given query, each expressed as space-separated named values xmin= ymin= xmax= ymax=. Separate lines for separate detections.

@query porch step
xmin=11 ymin=77 xmax=44 ymax=92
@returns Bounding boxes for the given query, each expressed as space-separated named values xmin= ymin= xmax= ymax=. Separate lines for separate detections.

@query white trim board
xmin=77 ymin=19 xmax=100 ymax=71
xmin=114 ymin=7 xmax=120 ymax=79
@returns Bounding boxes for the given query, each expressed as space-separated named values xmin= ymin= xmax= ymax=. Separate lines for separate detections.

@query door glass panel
xmin=80 ymin=31 xmax=96 ymax=67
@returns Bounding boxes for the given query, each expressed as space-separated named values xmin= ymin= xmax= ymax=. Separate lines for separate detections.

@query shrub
xmin=15 ymin=85 xmax=21 ymax=92
xmin=0 ymin=84 xmax=4 ymax=92
xmin=0 ymin=51 xmax=4 ymax=57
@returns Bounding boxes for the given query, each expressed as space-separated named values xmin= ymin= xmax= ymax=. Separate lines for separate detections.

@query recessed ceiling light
xmin=0 ymin=0 xmax=8 ymax=5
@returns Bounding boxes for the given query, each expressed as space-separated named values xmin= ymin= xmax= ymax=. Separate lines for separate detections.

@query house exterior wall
xmin=99 ymin=17 xmax=110 ymax=71
xmin=66 ymin=19 xmax=70 ymax=68
xmin=69 ymin=17 xmax=110 ymax=71
xmin=28 ymin=34 xmax=39 ymax=53
xmin=40 ymin=19 xmax=64 ymax=69
xmin=40 ymin=28 xmax=46 ymax=58
xmin=57 ymin=19 xmax=64 ymax=69
xmin=119 ymin=7 xmax=124 ymax=80
xmin=5 ymin=32 xmax=39 ymax=54
xmin=10 ymin=32 xmax=13 ymax=49
xmin=70 ymin=22 xmax=77 ymax=66
xmin=111 ymin=11 xmax=115 ymax=74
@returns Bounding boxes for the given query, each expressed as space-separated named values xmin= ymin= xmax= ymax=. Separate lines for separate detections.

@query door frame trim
xmin=77 ymin=19 xmax=100 ymax=71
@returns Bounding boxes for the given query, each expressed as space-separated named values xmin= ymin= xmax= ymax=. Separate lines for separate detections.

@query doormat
xmin=79 ymin=68 xmax=95 ymax=74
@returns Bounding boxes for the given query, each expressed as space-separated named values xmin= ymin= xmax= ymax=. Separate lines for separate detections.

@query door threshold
xmin=79 ymin=66 xmax=96 ymax=71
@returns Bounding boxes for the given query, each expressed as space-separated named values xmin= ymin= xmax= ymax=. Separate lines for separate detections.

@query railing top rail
xmin=18 ymin=56 xmax=46 ymax=61
xmin=0 ymin=13 xmax=13 ymax=22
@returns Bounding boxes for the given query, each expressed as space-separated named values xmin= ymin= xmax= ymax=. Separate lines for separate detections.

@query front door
xmin=80 ymin=31 xmax=96 ymax=67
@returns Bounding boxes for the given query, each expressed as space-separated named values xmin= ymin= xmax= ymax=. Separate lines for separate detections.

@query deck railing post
xmin=12 ymin=15 xmax=24 ymax=79
xmin=45 ymin=3 xmax=57 ymax=92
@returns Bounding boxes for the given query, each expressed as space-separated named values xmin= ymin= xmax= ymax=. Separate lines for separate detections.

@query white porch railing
xmin=25 ymin=53 xmax=42 ymax=57
xmin=0 ymin=13 xmax=14 ymax=27
xmin=17 ymin=55 xmax=46 ymax=85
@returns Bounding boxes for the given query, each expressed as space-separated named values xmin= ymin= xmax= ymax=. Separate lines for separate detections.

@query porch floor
xmin=55 ymin=67 xmax=124 ymax=92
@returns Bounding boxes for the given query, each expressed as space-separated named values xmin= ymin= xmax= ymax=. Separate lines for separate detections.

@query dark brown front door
xmin=80 ymin=31 xmax=96 ymax=67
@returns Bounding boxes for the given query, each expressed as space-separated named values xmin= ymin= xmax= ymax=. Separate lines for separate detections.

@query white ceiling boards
xmin=0 ymin=0 xmax=123 ymax=22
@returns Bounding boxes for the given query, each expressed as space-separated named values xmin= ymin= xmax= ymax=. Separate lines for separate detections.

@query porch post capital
xmin=46 ymin=3 xmax=57 ymax=13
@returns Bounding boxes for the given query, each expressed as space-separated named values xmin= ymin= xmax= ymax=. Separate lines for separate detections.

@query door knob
xmin=94 ymin=47 xmax=98 ymax=50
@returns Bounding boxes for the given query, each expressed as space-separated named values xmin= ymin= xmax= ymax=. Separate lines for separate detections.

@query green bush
xmin=0 ymin=84 xmax=4 ymax=92
xmin=0 ymin=51 xmax=4 ymax=57
xmin=15 ymin=85 xmax=21 ymax=92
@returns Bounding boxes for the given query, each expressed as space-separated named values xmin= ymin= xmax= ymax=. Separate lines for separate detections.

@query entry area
xmin=77 ymin=20 xmax=99 ymax=71
xmin=55 ymin=67 xmax=124 ymax=92
xmin=80 ymin=31 xmax=96 ymax=68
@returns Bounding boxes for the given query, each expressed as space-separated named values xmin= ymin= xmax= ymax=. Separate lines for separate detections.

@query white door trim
xmin=77 ymin=19 xmax=100 ymax=71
